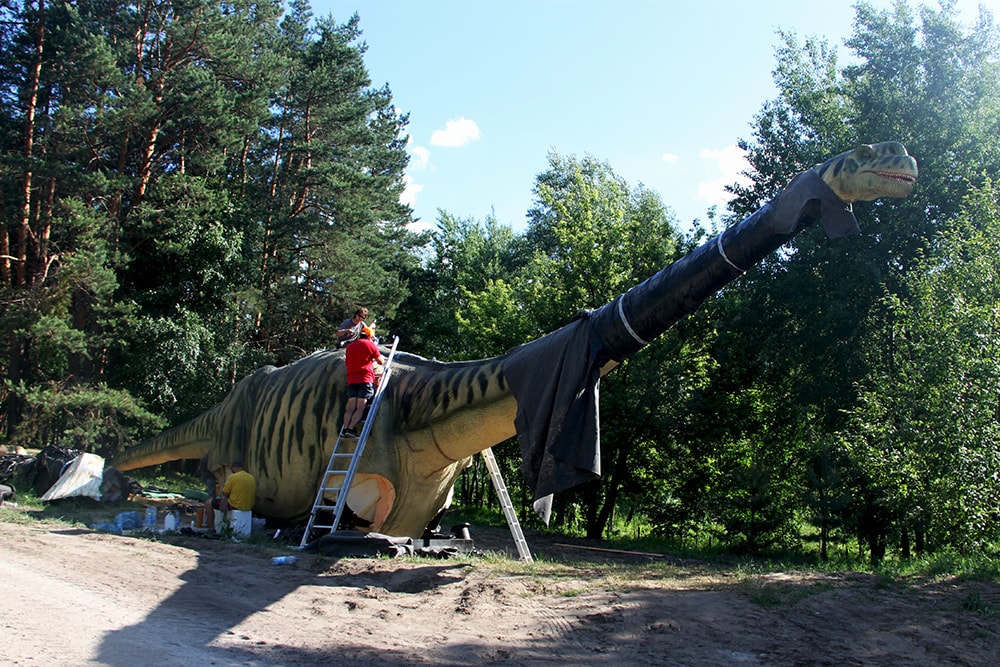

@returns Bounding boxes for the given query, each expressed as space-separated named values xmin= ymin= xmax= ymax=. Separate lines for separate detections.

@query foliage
xmin=5 ymin=380 xmax=165 ymax=458
xmin=0 ymin=0 xmax=416 ymax=447
xmin=847 ymin=181 xmax=1000 ymax=555
xmin=711 ymin=0 xmax=1000 ymax=559
xmin=3 ymin=0 xmax=1000 ymax=565
xmin=395 ymin=212 xmax=530 ymax=360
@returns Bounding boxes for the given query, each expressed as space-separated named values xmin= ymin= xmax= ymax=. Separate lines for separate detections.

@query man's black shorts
xmin=347 ymin=383 xmax=374 ymax=400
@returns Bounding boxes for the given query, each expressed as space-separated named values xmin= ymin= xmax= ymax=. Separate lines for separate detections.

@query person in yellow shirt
xmin=220 ymin=460 xmax=256 ymax=538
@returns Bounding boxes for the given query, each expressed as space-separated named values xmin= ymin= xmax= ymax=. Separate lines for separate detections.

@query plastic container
xmin=115 ymin=510 xmax=142 ymax=531
xmin=194 ymin=507 xmax=212 ymax=529
xmin=91 ymin=522 xmax=123 ymax=534
xmin=144 ymin=505 xmax=157 ymax=528
xmin=163 ymin=511 xmax=178 ymax=532
xmin=271 ymin=556 xmax=300 ymax=565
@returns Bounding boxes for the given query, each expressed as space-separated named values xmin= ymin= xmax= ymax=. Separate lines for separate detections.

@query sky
xmin=311 ymin=0 xmax=989 ymax=233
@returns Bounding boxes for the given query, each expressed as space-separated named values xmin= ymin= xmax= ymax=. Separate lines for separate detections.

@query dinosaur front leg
xmin=353 ymin=389 xmax=519 ymax=538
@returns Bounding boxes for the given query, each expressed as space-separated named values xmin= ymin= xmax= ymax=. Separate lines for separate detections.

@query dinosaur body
xmin=114 ymin=142 xmax=917 ymax=538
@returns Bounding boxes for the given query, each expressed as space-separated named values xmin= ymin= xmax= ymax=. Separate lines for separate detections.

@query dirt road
xmin=3 ymin=512 xmax=1000 ymax=666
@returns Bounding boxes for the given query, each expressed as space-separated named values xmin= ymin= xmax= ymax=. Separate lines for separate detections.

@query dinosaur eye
xmin=856 ymin=145 xmax=876 ymax=160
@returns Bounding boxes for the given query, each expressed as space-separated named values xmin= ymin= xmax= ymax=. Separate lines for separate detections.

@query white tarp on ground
xmin=40 ymin=453 xmax=105 ymax=501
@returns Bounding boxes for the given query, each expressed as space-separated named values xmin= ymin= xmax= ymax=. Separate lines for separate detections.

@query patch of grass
xmin=1 ymin=487 xmax=43 ymax=511
xmin=739 ymin=578 xmax=789 ymax=608
xmin=0 ymin=502 xmax=39 ymax=525
xmin=1 ymin=487 xmax=121 ymax=526
xmin=557 ymin=587 xmax=590 ymax=597
xmin=873 ymin=550 xmax=1000 ymax=583
xmin=728 ymin=561 xmax=837 ymax=608
xmin=128 ymin=470 xmax=206 ymax=495
xmin=958 ymin=591 xmax=993 ymax=615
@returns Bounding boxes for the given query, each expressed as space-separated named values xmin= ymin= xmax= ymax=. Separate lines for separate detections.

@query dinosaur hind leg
xmin=344 ymin=474 xmax=395 ymax=532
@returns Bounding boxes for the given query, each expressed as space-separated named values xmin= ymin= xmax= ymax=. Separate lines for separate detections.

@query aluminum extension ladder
xmin=481 ymin=447 xmax=533 ymax=562
xmin=299 ymin=336 xmax=400 ymax=548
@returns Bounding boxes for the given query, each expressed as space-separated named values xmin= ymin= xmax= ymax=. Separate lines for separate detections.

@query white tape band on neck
xmin=617 ymin=297 xmax=649 ymax=346
xmin=716 ymin=233 xmax=745 ymax=273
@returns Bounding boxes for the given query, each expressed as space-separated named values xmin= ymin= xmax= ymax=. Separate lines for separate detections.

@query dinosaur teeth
xmin=876 ymin=171 xmax=916 ymax=184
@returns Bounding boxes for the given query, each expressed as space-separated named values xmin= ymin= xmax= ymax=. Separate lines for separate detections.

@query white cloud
xmin=699 ymin=145 xmax=750 ymax=176
xmin=409 ymin=145 xmax=430 ymax=170
xmin=430 ymin=117 xmax=481 ymax=147
xmin=402 ymin=174 xmax=434 ymax=234
xmin=400 ymin=173 xmax=423 ymax=208
xmin=661 ymin=152 xmax=680 ymax=164
xmin=696 ymin=144 xmax=752 ymax=207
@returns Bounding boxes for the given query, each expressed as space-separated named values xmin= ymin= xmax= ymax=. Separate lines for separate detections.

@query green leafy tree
xmin=719 ymin=0 xmax=1000 ymax=558
xmin=517 ymin=152 xmax=691 ymax=538
xmin=395 ymin=211 xmax=529 ymax=360
xmin=801 ymin=433 xmax=853 ymax=561
xmin=848 ymin=181 xmax=1000 ymax=555
xmin=0 ymin=0 xmax=152 ymax=444
xmin=0 ymin=2 xmax=418 ymax=458
xmin=240 ymin=6 xmax=418 ymax=363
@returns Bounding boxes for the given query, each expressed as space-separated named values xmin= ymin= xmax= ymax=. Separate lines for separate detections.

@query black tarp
xmin=503 ymin=169 xmax=858 ymax=524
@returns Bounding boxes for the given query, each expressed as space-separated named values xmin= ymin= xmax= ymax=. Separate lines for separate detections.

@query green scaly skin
xmin=812 ymin=141 xmax=917 ymax=203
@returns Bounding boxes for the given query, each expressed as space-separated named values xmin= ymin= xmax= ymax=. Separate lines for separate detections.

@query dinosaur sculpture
xmin=113 ymin=142 xmax=918 ymax=538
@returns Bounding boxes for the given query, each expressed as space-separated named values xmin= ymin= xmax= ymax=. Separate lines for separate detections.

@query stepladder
xmin=481 ymin=447 xmax=533 ymax=562
xmin=299 ymin=335 xmax=400 ymax=548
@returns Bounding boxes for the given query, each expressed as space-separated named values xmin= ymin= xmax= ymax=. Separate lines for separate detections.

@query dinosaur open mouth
xmin=875 ymin=170 xmax=917 ymax=184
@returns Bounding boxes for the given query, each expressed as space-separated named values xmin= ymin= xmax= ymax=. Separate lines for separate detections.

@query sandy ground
xmin=3 ymin=508 xmax=1000 ymax=667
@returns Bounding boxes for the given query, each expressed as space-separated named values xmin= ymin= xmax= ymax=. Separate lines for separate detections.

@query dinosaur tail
xmin=113 ymin=411 xmax=218 ymax=471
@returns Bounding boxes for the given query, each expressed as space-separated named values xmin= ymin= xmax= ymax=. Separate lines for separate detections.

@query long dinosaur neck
xmin=589 ymin=169 xmax=854 ymax=361
xmin=493 ymin=168 xmax=859 ymax=513
xmin=393 ymin=170 xmax=857 ymax=472
xmin=432 ymin=170 xmax=856 ymax=466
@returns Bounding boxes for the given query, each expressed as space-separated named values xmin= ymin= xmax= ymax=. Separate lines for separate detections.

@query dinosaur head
xmin=812 ymin=141 xmax=918 ymax=203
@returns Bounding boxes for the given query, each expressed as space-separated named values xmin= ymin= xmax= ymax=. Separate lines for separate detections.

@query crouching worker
xmin=219 ymin=460 xmax=256 ymax=538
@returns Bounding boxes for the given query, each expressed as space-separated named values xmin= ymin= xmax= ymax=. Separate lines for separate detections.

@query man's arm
xmin=220 ymin=479 xmax=232 ymax=511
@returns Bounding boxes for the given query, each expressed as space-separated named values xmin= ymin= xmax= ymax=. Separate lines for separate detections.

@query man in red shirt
xmin=342 ymin=326 xmax=383 ymax=438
